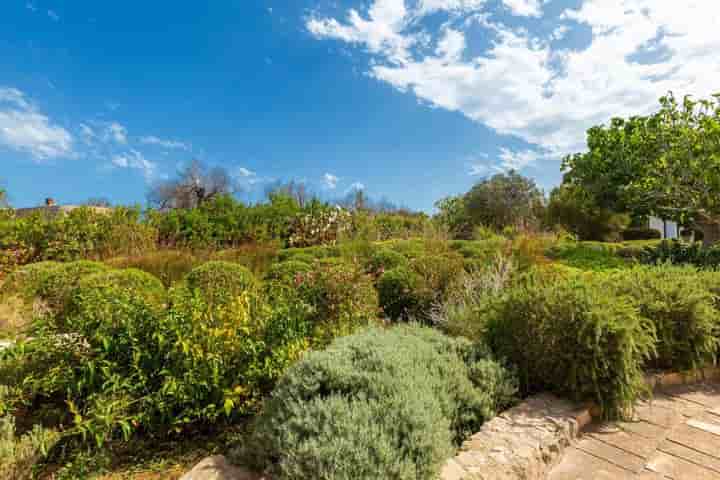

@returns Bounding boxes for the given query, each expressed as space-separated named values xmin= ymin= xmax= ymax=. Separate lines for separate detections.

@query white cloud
xmin=234 ymin=166 xmax=268 ymax=186
xmin=139 ymin=135 xmax=189 ymax=150
xmin=501 ymin=0 xmax=542 ymax=17
xmin=551 ymin=25 xmax=569 ymax=41
xmin=323 ymin=173 xmax=339 ymax=189
xmin=104 ymin=122 xmax=127 ymax=144
xmin=0 ymin=87 xmax=74 ymax=160
xmin=236 ymin=167 xmax=255 ymax=178
xmin=111 ymin=150 xmax=157 ymax=181
xmin=47 ymin=10 xmax=59 ymax=21
xmin=26 ymin=3 xmax=36 ymax=12
xmin=308 ymin=0 xmax=720 ymax=159
xmin=496 ymin=147 xmax=541 ymax=171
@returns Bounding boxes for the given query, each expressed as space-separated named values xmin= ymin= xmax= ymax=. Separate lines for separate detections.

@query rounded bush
xmin=364 ymin=248 xmax=408 ymax=274
xmin=246 ymin=325 xmax=516 ymax=480
xmin=377 ymin=267 xmax=420 ymax=321
xmin=70 ymin=269 xmax=166 ymax=327
xmin=0 ymin=261 xmax=61 ymax=300
xmin=297 ymin=261 xmax=379 ymax=344
xmin=264 ymin=260 xmax=312 ymax=284
xmin=185 ymin=261 xmax=257 ymax=305
xmin=35 ymin=261 xmax=110 ymax=319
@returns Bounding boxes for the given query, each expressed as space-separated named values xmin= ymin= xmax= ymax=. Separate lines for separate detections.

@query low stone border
xmin=439 ymin=393 xmax=592 ymax=480
xmin=439 ymin=366 xmax=720 ymax=480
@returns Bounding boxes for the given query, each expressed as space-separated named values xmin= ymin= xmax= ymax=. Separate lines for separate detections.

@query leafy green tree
xmin=433 ymin=195 xmax=473 ymax=239
xmin=547 ymin=184 xmax=629 ymax=241
xmin=464 ymin=170 xmax=544 ymax=232
xmin=0 ymin=188 xmax=7 ymax=208
xmin=564 ymin=93 xmax=720 ymax=244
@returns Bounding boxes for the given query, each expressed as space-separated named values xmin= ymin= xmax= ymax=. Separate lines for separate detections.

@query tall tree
xmin=464 ymin=170 xmax=544 ymax=232
xmin=563 ymin=93 xmax=720 ymax=244
xmin=148 ymin=160 xmax=235 ymax=209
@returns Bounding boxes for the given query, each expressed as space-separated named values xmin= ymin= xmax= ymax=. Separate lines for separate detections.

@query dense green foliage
xmin=185 ymin=261 xmax=258 ymax=306
xmin=485 ymin=271 xmax=656 ymax=419
xmin=612 ymin=266 xmax=720 ymax=371
xmin=246 ymin=325 xmax=516 ymax=480
xmin=464 ymin=170 xmax=545 ymax=232
xmin=0 ymin=207 xmax=156 ymax=272
xmin=547 ymin=184 xmax=630 ymax=241
xmin=435 ymin=171 xmax=545 ymax=240
xmin=562 ymin=93 xmax=720 ymax=241
xmin=642 ymin=240 xmax=720 ymax=268
xmin=547 ymin=242 xmax=631 ymax=271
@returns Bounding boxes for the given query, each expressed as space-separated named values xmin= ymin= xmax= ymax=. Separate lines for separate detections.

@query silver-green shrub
xmin=245 ymin=325 xmax=516 ymax=480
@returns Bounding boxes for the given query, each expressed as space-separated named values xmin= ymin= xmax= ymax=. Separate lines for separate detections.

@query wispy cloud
xmin=103 ymin=122 xmax=127 ymax=144
xmin=496 ymin=148 xmax=541 ymax=172
xmin=308 ymin=0 xmax=720 ymax=160
xmin=47 ymin=9 xmax=59 ymax=21
xmin=469 ymin=164 xmax=488 ymax=176
xmin=322 ymin=173 xmax=339 ymax=189
xmin=139 ymin=135 xmax=189 ymax=150
xmin=0 ymin=87 xmax=74 ymax=160
xmin=111 ymin=150 xmax=157 ymax=181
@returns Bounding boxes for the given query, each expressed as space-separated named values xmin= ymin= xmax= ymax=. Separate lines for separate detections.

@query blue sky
xmin=1 ymin=1 xmax=718 ymax=211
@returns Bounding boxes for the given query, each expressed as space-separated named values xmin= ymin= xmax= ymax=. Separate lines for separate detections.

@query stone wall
xmin=440 ymin=393 xmax=592 ymax=480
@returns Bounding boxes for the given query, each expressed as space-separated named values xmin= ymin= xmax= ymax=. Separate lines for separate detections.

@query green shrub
xmin=377 ymin=267 xmax=420 ymax=321
xmin=364 ymin=248 xmax=408 ymax=275
xmin=642 ymin=240 xmax=720 ymax=268
xmin=547 ymin=242 xmax=630 ymax=271
xmin=246 ymin=325 xmax=516 ymax=480
xmin=185 ymin=261 xmax=257 ymax=306
xmin=410 ymin=253 xmax=465 ymax=302
xmin=35 ymin=261 xmax=109 ymax=320
xmin=377 ymin=252 xmax=465 ymax=322
xmin=264 ymin=260 xmax=313 ymax=284
xmin=68 ymin=269 xmax=166 ymax=329
xmin=296 ymin=261 xmax=379 ymax=344
xmin=159 ymin=287 xmax=277 ymax=420
xmin=611 ymin=266 xmax=720 ymax=371
xmin=0 ymin=261 xmax=62 ymax=301
xmin=486 ymin=271 xmax=656 ymax=419
xmin=448 ymin=239 xmax=507 ymax=260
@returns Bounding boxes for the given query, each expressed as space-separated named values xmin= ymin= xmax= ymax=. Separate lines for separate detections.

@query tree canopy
xmin=563 ymin=93 xmax=720 ymax=230
xmin=464 ymin=170 xmax=544 ymax=232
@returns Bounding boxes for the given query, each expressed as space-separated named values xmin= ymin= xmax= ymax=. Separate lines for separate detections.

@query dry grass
xmin=0 ymin=294 xmax=30 ymax=337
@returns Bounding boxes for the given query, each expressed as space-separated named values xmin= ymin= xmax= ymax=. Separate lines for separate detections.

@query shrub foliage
xmin=246 ymin=325 xmax=516 ymax=480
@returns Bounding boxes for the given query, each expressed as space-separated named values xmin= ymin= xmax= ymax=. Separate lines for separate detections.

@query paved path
xmin=549 ymin=382 xmax=720 ymax=479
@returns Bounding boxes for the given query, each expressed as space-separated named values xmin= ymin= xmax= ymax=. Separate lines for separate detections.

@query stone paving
xmin=549 ymin=382 xmax=720 ymax=480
